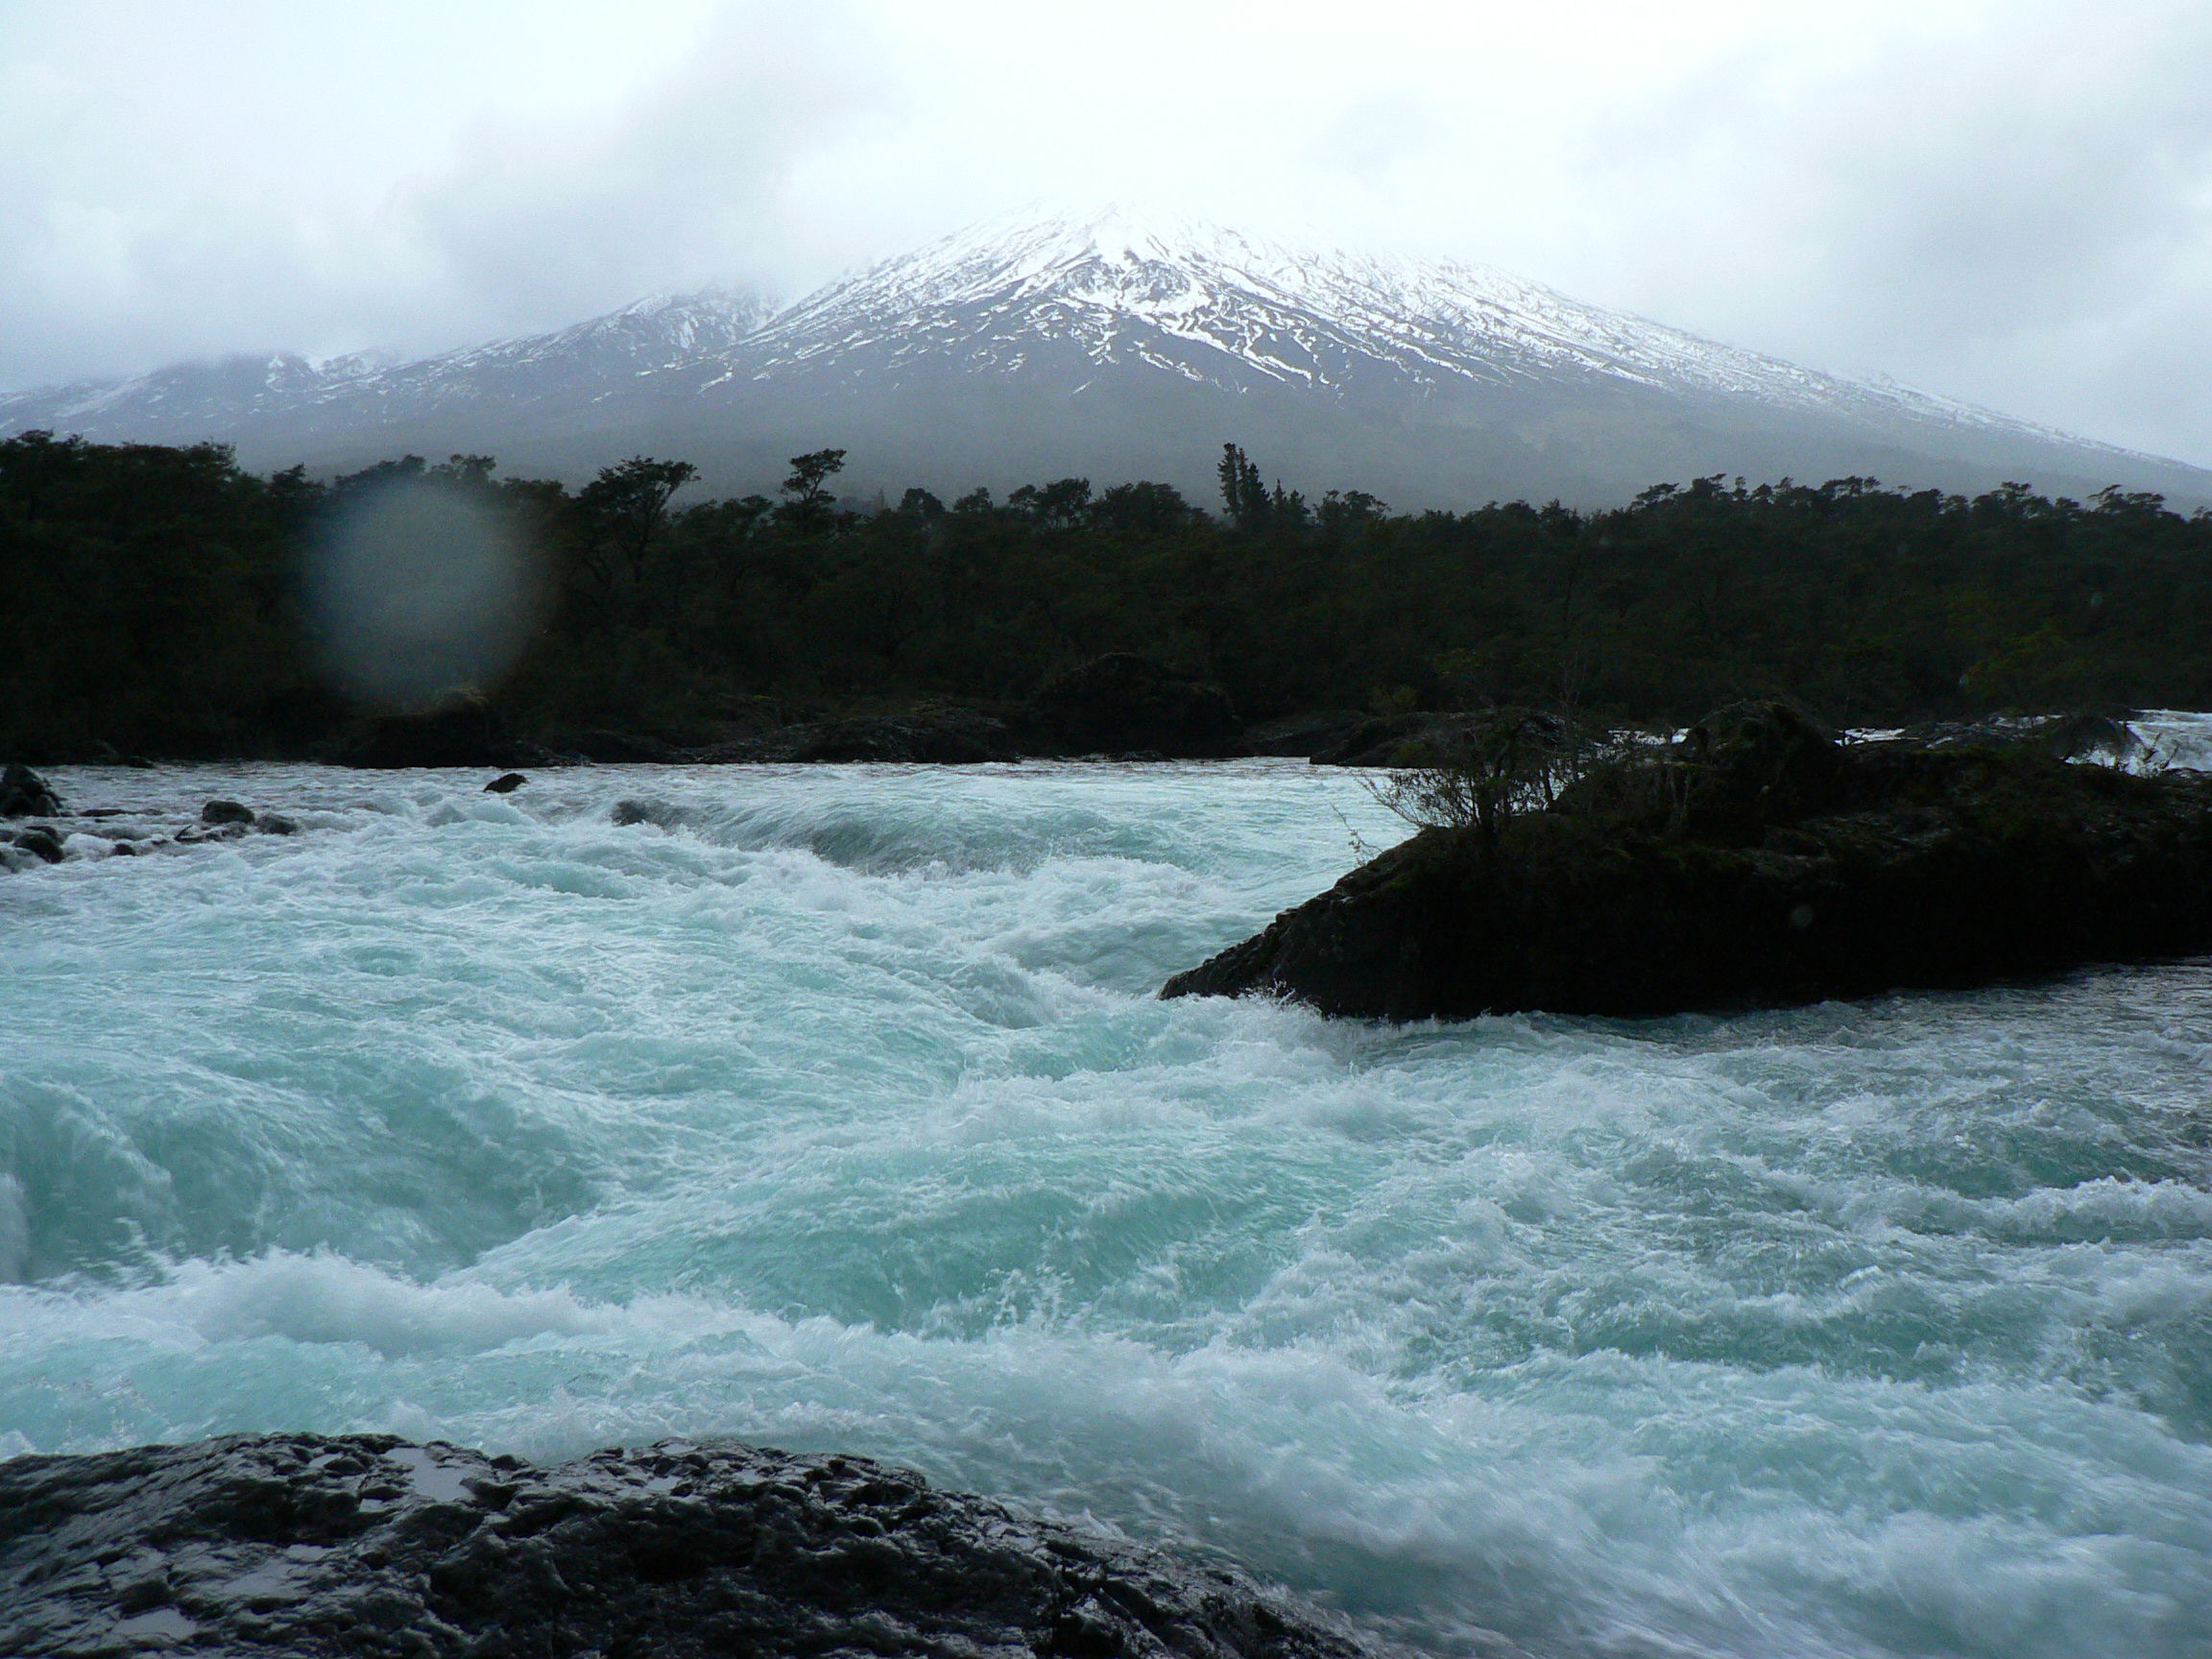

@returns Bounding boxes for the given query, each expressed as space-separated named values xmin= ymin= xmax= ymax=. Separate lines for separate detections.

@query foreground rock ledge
xmin=0 ymin=1433 xmax=1386 ymax=1659
xmin=1164 ymin=706 xmax=2212 ymax=1019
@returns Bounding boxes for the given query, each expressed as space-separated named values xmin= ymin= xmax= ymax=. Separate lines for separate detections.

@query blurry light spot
xmin=307 ymin=479 xmax=541 ymax=712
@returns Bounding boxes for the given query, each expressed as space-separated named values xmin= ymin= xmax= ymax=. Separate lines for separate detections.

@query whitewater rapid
xmin=4 ymin=758 xmax=2210 ymax=1658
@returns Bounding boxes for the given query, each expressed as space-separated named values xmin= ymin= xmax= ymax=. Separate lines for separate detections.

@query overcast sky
xmin=3 ymin=0 xmax=2208 ymax=464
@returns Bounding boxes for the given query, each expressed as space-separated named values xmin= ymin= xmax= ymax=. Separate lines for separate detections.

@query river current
xmin=4 ymin=757 xmax=2210 ymax=1658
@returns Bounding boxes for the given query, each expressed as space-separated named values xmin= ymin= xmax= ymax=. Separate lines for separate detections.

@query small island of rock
xmin=1164 ymin=704 xmax=2212 ymax=1019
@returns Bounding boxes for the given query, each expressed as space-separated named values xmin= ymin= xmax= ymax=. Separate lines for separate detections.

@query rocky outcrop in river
xmin=1164 ymin=703 xmax=2212 ymax=1019
xmin=0 ymin=1433 xmax=1385 ymax=1659
xmin=0 ymin=763 xmax=61 ymax=817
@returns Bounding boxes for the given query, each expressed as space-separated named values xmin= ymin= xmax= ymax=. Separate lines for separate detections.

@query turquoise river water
xmin=4 ymin=758 xmax=2211 ymax=1657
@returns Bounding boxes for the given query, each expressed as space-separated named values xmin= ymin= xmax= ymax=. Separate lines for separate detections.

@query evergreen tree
xmin=778 ymin=449 xmax=847 ymax=527
xmin=1216 ymin=444 xmax=1269 ymax=531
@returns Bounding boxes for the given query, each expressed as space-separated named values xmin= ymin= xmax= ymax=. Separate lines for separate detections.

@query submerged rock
xmin=0 ymin=1433 xmax=1387 ymax=1659
xmin=1164 ymin=703 xmax=2212 ymax=1019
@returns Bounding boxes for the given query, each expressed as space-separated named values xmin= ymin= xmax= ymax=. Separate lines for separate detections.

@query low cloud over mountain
xmin=9 ymin=212 xmax=2207 ymax=510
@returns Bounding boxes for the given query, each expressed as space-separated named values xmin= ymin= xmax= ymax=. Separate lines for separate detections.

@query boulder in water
xmin=1 ymin=826 xmax=64 ymax=863
xmin=0 ymin=763 xmax=60 ymax=817
xmin=0 ymin=1433 xmax=1389 ymax=1659
xmin=1165 ymin=703 xmax=2212 ymax=1018
xmin=200 ymin=799 xmax=255 ymax=827
xmin=484 ymin=772 xmax=528 ymax=794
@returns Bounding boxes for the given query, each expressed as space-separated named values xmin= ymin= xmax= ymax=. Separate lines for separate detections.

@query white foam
xmin=7 ymin=761 xmax=2212 ymax=1656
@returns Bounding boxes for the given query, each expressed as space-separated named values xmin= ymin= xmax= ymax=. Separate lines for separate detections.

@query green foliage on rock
xmin=1165 ymin=705 xmax=2212 ymax=1018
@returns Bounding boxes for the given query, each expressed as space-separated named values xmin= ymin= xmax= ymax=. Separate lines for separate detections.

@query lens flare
xmin=306 ymin=478 xmax=540 ymax=712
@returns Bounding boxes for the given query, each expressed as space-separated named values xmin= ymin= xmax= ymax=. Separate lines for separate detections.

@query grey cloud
xmin=2 ymin=0 xmax=2208 ymax=469
xmin=0 ymin=1 xmax=887 ymax=387
xmin=401 ymin=1 xmax=888 ymax=329
xmin=1566 ymin=2 xmax=2212 ymax=461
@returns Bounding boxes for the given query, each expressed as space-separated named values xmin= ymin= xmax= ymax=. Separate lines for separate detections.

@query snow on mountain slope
xmin=362 ymin=288 xmax=774 ymax=409
xmin=0 ymin=288 xmax=773 ymax=439
xmin=694 ymin=209 xmax=2134 ymax=458
xmin=0 ymin=210 xmax=2188 ymax=500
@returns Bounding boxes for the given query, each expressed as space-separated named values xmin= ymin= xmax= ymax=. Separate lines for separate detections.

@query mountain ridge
xmin=5 ymin=210 xmax=2205 ymax=510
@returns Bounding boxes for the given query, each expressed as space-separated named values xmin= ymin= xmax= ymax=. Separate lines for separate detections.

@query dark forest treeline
xmin=5 ymin=429 xmax=2211 ymax=760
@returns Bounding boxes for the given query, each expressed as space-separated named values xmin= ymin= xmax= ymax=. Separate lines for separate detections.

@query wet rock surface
xmin=1242 ymin=712 xmax=1374 ymax=759
xmin=0 ymin=1433 xmax=1386 ymax=1659
xmin=0 ymin=763 xmax=61 ymax=817
xmin=1165 ymin=703 xmax=2212 ymax=1019
xmin=1307 ymin=714 xmax=1490 ymax=769
xmin=0 ymin=825 xmax=64 ymax=863
xmin=0 ymin=789 xmax=312 ymax=871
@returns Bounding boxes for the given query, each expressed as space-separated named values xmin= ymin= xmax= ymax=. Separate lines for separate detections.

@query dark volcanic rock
xmin=788 ymin=709 xmax=1020 ymax=764
xmin=558 ymin=730 xmax=685 ymax=763
xmin=1310 ymin=714 xmax=1493 ymax=768
xmin=1243 ymin=712 xmax=1374 ymax=759
xmin=0 ymin=1434 xmax=1385 ymax=1659
xmin=685 ymin=708 xmax=1020 ymax=764
xmin=0 ymin=763 xmax=60 ymax=817
xmin=337 ymin=698 xmax=547 ymax=770
xmin=1 ymin=826 xmax=64 ymax=863
xmin=1164 ymin=704 xmax=2212 ymax=1019
xmin=1033 ymin=655 xmax=1243 ymax=758
xmin=1892 ymin=710 xmax=2143 ymax=762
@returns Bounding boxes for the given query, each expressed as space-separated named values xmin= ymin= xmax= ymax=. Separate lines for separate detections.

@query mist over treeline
xmin=5 ymin=429 xmax=2211 ymax=761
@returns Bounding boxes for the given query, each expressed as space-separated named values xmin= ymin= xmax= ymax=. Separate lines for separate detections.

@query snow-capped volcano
xmin=706 ymin=209 xmax=2105 ymax=445
xmin=3 ymin=211 xmax=2200 ymax=508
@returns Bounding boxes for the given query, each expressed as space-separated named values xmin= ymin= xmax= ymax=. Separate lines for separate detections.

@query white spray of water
xmin=5 ymin=759 xmax=2212 ymax=1657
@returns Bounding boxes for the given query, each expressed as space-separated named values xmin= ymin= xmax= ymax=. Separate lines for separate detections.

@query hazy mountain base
xmin=457 ymin=358 xmax=2212 ymax=517
xmin=30 ymin=341 xmax=2211 ymax=517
